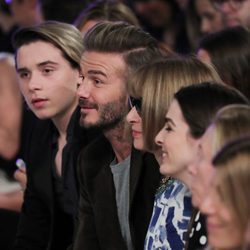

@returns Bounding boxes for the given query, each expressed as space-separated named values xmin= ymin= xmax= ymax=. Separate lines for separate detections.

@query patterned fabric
xmin=144 ymin=179 xmax=192 ymax=250
xmin=186 ymin=211 xmax=207 ymax=250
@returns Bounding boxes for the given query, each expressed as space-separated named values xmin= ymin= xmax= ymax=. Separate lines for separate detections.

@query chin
xmin=159 ymin=164 xmax=169 ymax=177
xmin=34 ymin=112 xmax=52 ymax=120
xmin=133 ymin=141 xmax=144 ymax=151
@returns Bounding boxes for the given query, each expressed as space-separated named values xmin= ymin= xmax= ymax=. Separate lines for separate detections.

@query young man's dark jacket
xmin=13 ymin=107 xmax=99 ymax=250
xmin=73 ymin=134 xmax=161 ymax=250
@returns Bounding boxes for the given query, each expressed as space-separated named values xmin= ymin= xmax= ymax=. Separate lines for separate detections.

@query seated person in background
xmin=200 ymin=136 xmax=250 ymax=250
xmin=197 ymin=26 xmax=250 ymax=100
xmin=188 ymin=103 xmax=250 ymax=249
xmin=189 ymin=104 xmax=250 ymax=210
xmin=211 ymin=0 xmax=250 ymax=29
xmin=74 ymin=0 xmax=140 ymax=36
xmin=186 ymin=0 xmax=225 ymax=50
xmin=0 ymin=52 xmax=23 ymax=250
xmin=0 ymin=53 xmax=22 ymax=160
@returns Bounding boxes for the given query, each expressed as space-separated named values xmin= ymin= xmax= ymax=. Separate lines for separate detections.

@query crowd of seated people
xmin=0 ymin=0 xmax=249 ymax=250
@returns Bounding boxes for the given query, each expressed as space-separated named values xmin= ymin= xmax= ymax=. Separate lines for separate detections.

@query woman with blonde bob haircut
xmin=127 ymin=56 xmax=222 ymax=153
xmin=126 ymin=56 xmax=222 ymax=250
xmin=200 ymin=137 xmax=250 ymax=250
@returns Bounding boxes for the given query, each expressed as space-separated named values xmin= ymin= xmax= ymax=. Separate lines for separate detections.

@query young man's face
xmin=16 ymin=40 xmax=79 ymax=121
xmin=78 ymin=51 xmax=128 ymax=131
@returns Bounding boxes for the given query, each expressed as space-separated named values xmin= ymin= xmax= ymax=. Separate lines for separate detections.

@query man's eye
xmin=94 ymin=79 xmax=102 ymax=85
xmin=19 ymin=72 xmax=29 ymax=79
xmin=43 ymin=68 xmax=54 ymax=74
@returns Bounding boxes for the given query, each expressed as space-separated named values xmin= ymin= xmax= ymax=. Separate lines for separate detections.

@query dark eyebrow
xmin=16 ymin=67 xmax=28 ymax=73
xmin=164 ymin=117 xmax=176 ymax=127
xmin=16 ymin=61 xmax=58 ymax=73
xmin=37 ymin=61 xmax=59 ymax=67
xmin=87 ymin=70 xmax=107 ymax=78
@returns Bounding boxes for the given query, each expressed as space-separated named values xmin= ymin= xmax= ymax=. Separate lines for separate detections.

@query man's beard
xmin=79 ymin=96 xmax=128 ymax=132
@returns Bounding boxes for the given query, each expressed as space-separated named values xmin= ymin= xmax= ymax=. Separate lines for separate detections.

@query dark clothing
xmin=185 ymin=210 xmax=208 ymax=250
xmin=0 ymin=26 xmax=18 ymax=53
xmin=13 ymin=108 xmax=99 ymax=250
xmin=0 ymin=209 xmax=19 ymax=250
xmin=0 ymin=105 xmax=36 ymax=250
xmin=73 ymin=135 xmax=161 ymax=250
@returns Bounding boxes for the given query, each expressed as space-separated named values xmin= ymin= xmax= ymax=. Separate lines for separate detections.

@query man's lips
xmin=31 ymin=98 xmax=48 ymax=109
xmin=78 ymin=98 xmax=97 ymax=110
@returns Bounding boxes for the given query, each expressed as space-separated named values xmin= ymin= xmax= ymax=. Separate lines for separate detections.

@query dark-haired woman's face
xmin=155 ymin=99 xmax=200 ymax=186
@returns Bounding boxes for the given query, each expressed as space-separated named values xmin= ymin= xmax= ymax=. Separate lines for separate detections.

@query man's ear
xmin=77 ymin=70 xmax=83 ymax=89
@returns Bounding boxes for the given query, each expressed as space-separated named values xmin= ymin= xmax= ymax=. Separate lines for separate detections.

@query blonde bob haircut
xmin=213 ymin=137 xmax=250 ymax=235
xmin=127 ymin=56 xmax=222 ymax=152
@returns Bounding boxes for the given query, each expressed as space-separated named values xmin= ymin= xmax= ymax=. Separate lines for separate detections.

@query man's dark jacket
xmin=73 ymin=134 xmax=161 ymax=250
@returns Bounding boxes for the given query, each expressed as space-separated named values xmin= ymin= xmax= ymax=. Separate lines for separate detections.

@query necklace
xmin=156 ymin=176 xmax=174 ymax=196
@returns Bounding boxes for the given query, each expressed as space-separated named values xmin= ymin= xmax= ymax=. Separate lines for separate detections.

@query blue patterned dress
xmin=144 ymin=179 xmax=192 ymax=250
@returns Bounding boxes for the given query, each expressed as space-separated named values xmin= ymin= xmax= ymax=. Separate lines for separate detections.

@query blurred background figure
xmin=174 ymin=0 xmax=189 ymax=10
xmin=186 ymin=0 xmax=225 ymax=50
xmin=201 ymin=136 xmax=250 ymax=250
xmin=7 ymin=0 xmax=45 ymax=27
xmin=0 ymin=0 xmax=17 ymax=52
xmin=43 ymin=0 xmax=90 ymax=24
xmin=0 ymin=52 xmax=22 ymax=162
xmin=130 ymin=0 xmax=190 ymax=54
xmin=74 ymin=0 xmax=139 ymax=36
xmin=0 ymin=52 xmax=23 ymax=250
xmin=197 ymin=26 xmax=250 ymax=100
xmin=5 ymin=0 xmax=90 ymax=28
xmin=211 ymin=0 xmax=250 ymax=28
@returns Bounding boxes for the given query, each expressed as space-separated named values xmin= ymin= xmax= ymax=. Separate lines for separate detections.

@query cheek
xmin=19 ymin=84 xmax=29 ymax=100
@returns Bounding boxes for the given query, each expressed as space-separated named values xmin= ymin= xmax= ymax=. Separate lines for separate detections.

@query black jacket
xmin=73 ymin=134 xmax=161 ymax=250
xmin=13 ymin=108 xmax=99 ymax=250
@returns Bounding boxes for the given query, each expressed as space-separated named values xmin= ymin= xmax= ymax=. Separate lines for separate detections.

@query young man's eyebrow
xmin=16 ymin=61 xmax=59 ymax=73
xmin=37 ymin=60 xmax=59 ymax=67
xmin=16 ymin=67 xmax=29 ymax=73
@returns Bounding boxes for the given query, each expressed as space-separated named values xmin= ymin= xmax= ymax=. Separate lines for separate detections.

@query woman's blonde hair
xmin=127 ymin=56 xmax=222 ymax=152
